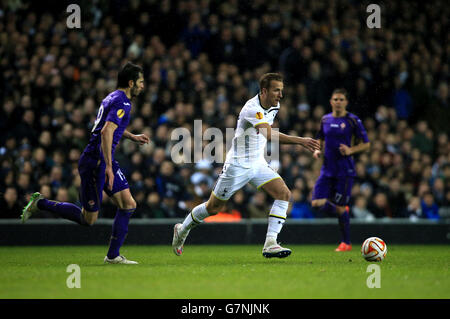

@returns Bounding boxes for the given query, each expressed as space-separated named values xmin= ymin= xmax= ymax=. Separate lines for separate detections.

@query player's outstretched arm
xmin=123 ymin=130 xmax=150 ymax=145
xmin=255 ymin=123 xmax=320 ymax=153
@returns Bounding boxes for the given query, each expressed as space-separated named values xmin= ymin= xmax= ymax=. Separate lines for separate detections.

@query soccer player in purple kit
xmin=311 ymin=88 xmax=370 ymax=252
xmin=21 ymin=62 xmax=149 ymax=264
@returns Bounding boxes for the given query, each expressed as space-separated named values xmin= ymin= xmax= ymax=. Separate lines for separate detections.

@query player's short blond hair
xmin=259 ymin=73 xmax=283 ymax=91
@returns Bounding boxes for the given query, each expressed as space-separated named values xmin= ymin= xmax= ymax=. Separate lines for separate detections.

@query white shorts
xmin=212 ymin=162 xmax=281 ymax=201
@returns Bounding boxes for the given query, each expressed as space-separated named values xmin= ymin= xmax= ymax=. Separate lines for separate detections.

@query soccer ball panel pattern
xmin=361 ymin=237 xmax=387 ymax=262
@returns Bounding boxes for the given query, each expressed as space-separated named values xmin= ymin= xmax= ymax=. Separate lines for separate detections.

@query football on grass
xmin=361 ymin=237 xmax=387 ymax=262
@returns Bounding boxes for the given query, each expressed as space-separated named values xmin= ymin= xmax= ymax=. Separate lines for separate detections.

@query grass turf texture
xmin=0 ymin=245 xmax=448 ymax=299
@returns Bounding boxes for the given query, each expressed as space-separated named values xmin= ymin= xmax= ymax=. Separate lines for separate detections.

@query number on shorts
xmin=117 ymin=168 xmax=125 ymax=181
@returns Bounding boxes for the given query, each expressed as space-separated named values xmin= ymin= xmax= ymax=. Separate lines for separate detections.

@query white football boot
xmin=262 ymin=237 xmax=292 ymax=258
xmin=172 ymin=223 xmax=189 ymax=256
xmin=104 ymin=255 xmax=138 ymax=264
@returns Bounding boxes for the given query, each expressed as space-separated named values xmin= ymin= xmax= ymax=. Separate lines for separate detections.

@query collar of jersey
xmin=257 ymin=94 xmax=279 ymax=112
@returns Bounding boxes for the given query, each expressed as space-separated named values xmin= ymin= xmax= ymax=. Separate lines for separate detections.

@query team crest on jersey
xmin=117 ymin=109 xmax=125 ymax=118
xmin=255 ymin=112 xmax=263 ymax=120
xmin=340 ymin=122 xmax=346 ymax=129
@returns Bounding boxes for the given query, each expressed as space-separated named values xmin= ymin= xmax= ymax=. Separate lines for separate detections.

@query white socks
xmin=265 ymin=200 xmax=289 ymax=243
xmin=179 ymin=199 xmax=289 ymax=247
xmin=180 ymin=202 xmax=209 ymax=237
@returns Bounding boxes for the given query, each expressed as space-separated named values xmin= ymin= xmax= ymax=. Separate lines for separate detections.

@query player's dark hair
xmin=117 ymin=62 xmax=143 ymax=88
xmin=331 ymin=88 xmax=349 ymax=99
xmin=259 ymin=73 xmax=283 ymax=91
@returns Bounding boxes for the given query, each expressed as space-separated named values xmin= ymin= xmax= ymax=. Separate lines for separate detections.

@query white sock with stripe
xmin=179 ymin=202 xmax=209 ymax=237
xmin=265 ymin=200 xmax=289 ymax=245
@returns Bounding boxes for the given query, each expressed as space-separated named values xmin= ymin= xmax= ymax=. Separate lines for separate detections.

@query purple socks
xmin=338 ymin=209 xmax=351 ymax=244
xmin=320 ymin=200 xmax=351 ymax=244
xmin=37 ymin=198 xmax=135 ymax=258
xmin=37 ymin=199 xmax=88 ymax=225
xmin=107 ymin=208 xmax=135 ymax=259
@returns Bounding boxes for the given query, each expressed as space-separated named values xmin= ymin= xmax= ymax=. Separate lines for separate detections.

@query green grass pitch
xmin=0 ymin=245 xmax=448 ymax=299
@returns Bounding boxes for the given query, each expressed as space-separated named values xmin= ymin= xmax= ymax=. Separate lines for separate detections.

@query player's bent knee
xmin=85 ymin=215 xmax=98 ymax=226
xmin=81 ymin=210 xmax=98 ymax=226
xmin=209 ymin=205 xmax=226 ymax=216
xmin=118 ymin=198 xmax=137 ymax=211
xmin=282 ymin=188 xmax=291 ymax=201
xmin=126 ymin=198 xmax=137 ymax=210
xmin=274 ymin=188 xmax=291 ymax=201
xmin=205 ymin=201 xmax=226 ymax=216
xmin=311 ymin=199 xmax=326 ymax=207
xmin=205 ymin=204 xmax=220 ymax=215
xmin=85 ymin=219 xmax=96 ymax=226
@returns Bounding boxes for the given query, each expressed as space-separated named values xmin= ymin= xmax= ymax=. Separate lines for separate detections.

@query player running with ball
xmin=21 ymin=62 xmax=149 ymax=264
xmin=311 ymin=88 xmax=370 ymax=251
xmin=172 ymin=73 xmax=320 ymax=258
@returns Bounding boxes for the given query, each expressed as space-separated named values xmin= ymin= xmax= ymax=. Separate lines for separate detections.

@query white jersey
xmin=225 ymin=94 xmax=280 ymax=168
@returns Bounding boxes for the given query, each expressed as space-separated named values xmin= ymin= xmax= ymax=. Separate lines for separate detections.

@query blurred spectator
xmin=368 ymin=192 xmax=393 ymax=218
xmin=438 ymin=190 xmax=450 ymax=219
xmin=247 ymin=192 xmax=270 ymax=219
xmin=432 ymin=178 xmax=446 ymax=206
xmin=387 ymin=178 xmax=408 ymax=217
xmin=392 ymin=78 xmax=413 ymax=120
xmin=190 ymin=159 xmax=215 ymax=190
xmin=16 ymin=172 xmax=32 ymax=199
xmin=406 ymin=196 xmax=422 ymax=220
xmin=289 ymin=188 xmax=314 ymax=219
xmin=411 ymin=121 xmax=433 ymax=156
xmin=55 ymin=187 xmax=70 ymax=202
xmin=229 ymin=190 xmax=248 ymax=218
xmin=420 ymin=192 xmax=440 ymax=220
xmin=155 ymin=160 xmax=183 ymax=199
xmin=160 ymin=190 xmax=187 ymax=218
xmin=304 ymin=61 xmax=329 ymax=108
xmin=192 ymin=179 xmax=211 ymax=202
xmin=352 ymin=195 xmax=375 ymax=221
xmin=181 ymin=12 xmax=210 ymax=58
xmin=0 ymin=187 xmax=21 ymax=219
xmin=141 ymin=192 xmax=166 ymax=218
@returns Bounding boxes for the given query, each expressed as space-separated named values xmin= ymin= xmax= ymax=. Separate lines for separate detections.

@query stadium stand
xmin=0 ymin=0 xmax=448 ymax=221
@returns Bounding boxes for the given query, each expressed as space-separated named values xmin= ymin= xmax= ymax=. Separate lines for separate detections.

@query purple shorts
xmin=78 ymin=152 xmax=129 ymax=212
xmin=312 ymin=174 xmax=354 ymax=206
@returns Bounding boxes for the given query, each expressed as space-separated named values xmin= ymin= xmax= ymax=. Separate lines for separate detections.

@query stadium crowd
xmin=0 ymin=0 xmax=449 ymax=220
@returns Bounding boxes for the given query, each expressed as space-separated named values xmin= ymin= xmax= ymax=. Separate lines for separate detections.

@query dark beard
xmin=131 ymin=86 xmax=140 ymax=97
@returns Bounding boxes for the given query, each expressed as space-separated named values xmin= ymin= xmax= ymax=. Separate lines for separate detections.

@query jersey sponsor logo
xmin=255 ymin=112 xmax=263 ymax=120
xmin=117 ymin=109 xmax=125 ymax=118
xmin=123 ymin=102 xmax=131 ymax=106
xmin=330 ymin=124 xmax=339 ymax=128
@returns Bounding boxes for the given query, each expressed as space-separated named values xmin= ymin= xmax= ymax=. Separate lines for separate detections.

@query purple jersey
xmin=83 ymin=90 xmax=131 ymax=160
xmin=316 ymin=112 xmax=369 ymax=177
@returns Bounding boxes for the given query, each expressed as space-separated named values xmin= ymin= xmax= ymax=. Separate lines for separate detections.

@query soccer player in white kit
xmin=172 ymin=73 xmax=320 ymax=258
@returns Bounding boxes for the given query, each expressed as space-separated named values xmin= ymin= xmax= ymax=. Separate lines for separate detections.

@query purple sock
xmin=37 ymin=199 xmax=88 ymax=225
xmin=107 ymin=208 xmax=135 ymax=259
xmin=338 ymin=210 xmax=351 ymax=244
